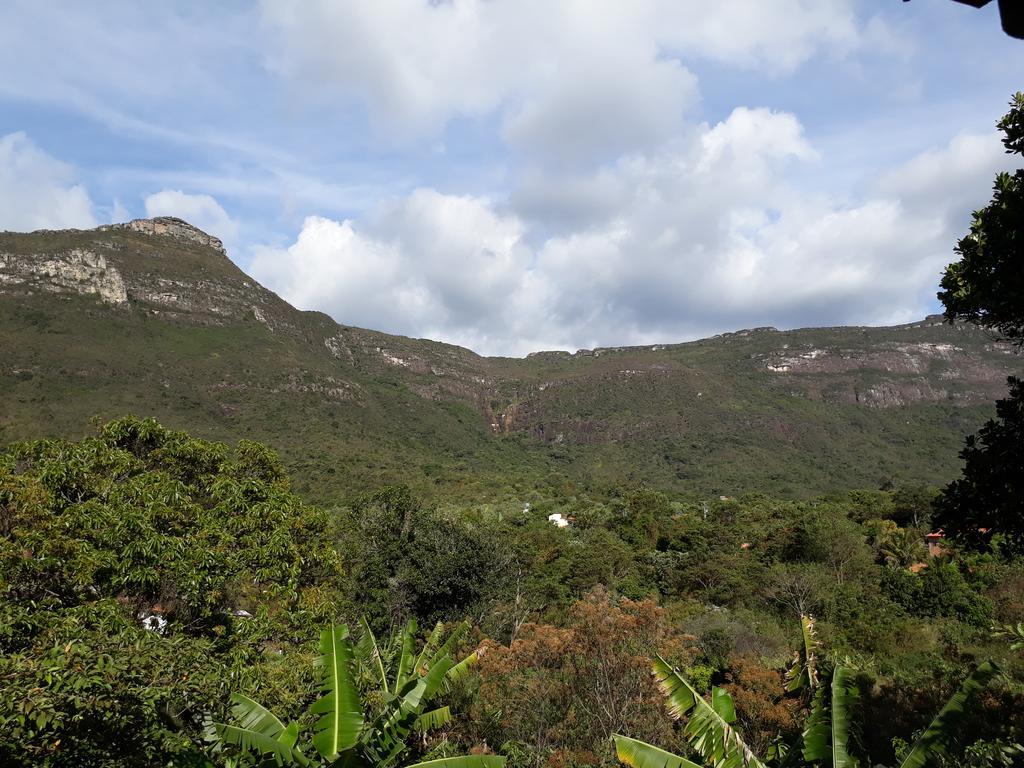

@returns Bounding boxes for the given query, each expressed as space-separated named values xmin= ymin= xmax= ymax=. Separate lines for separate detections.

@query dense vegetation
xmin=3 ymin=417 xmax=1023 ymax=766
xmin=935 ymin=91 xmax=1024 ymax=559
xmin=0 ymin=418 xmax=345 ymax=765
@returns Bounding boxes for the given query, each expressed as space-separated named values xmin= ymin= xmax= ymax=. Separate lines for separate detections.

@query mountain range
xmin=2 ymin=217 xmax=1021 ymax=503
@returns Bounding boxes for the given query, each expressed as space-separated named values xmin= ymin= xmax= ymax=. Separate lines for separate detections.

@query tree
xmin=339 ymin=487 xmax=502 ymax=630
xmin=470 ymin=589 xmax=695 ymax=768
xmin=934 ymin=92 xmax=1024 ymax=555
xmin=933 ymin=378 xmax=1024 ymax=555
xmin=878 ymin=527 xmax=927 ymax=570
xmin=938 ymin=93 xmax=1024 ymax=342
xmin=207 ymin=621 xmax=499 ymax=768
xmin=0 ymin=416 xmax=344 ymax=767
xmin=612 ymin=615 xmax=1002 ymax=768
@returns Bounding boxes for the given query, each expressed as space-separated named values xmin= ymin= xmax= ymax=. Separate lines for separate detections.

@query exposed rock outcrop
xmin=99 ymin=217 xmax=227 ymax=255
xmin=0 ymin=218 xmax=294 ymax=326
xmin=0 ymin=248 xmax=128 ymax=304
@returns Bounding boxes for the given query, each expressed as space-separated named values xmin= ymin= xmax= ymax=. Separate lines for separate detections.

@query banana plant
xmin=800 ymin=665 xmax=860 ymax=768
xmin=613 ymin=655 xmax=766 ymax=768
xmin=785 ymin=614 xmax=821 ymax=695
xmin=206 ymin=622 xmax=504 ymax=768
xmin=893 ymin=661 xmax=999 ymax=768
xmin=353 ymin=617 xmax=479 ymax=735
xmin=799 ymin=659 xmax=1000 ymax=768
xmin=612 ymin=615 xmax=1001 ymax=768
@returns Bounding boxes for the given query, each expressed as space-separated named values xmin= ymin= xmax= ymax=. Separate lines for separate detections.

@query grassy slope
xmin=2 ymin=224 xmax=1021 ymax=503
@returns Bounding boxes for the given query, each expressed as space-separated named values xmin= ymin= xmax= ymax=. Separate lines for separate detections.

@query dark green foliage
xmin=402 ymin=516 xmax=501 ymax=626
xmin=339 ymin=486 xmax=502 ymax=629
xmin=697 ymin=628 xmax=735 ymax=670
xmin=938 ymin=93 xmax=1024 ymax=343
xmin=0 ymin=417 xmax=345 ymax=767
xmin=882 ymin=563 xmax=994 ymax=627
xmin=889 ymin=485 xmax=937 ymax=528
xmin=933 ymin=378 xmax=1024 ymax=556
xmin=611 ymin=489 xmax=673 ymax=549
xmin=936 ymin=93 xmax=1024 ymax=557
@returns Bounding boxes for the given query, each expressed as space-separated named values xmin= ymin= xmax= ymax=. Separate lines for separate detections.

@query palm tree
xmin=612 ymin=615 xmax=999 ymax=768
xmin=878 ymin=528 xmax=928 ymax=570
xmin=206 ymin=620 xmax=503 ymax=768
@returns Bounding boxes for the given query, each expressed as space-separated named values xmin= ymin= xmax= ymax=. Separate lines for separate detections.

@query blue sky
xmin=2 ymin=1 xmax=1022 ymax=355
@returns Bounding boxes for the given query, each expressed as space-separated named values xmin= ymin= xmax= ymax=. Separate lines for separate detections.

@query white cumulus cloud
xmin=250 ymin=189 xmax=540 ymax=352
xmin=249 ymin=110 xmax=1013 ymax=357
xmin=0 ymin=132 xmax=97 ymax=232
xmin=259 ymin=0 xmax=879 ymax=160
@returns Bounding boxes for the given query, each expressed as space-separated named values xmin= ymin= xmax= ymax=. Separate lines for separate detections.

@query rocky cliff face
xmin=99 ymin=217 xmax=227 ymax=255
xmin=7 ymin=217 xmax=1016 ymax=421
xmin=0 ymin=247 xmax=128 ymax=305
xmin=0 ymin=217 xmax=293 ymax=328
xmin=754 ymin=324 xmax=1016 ymax=408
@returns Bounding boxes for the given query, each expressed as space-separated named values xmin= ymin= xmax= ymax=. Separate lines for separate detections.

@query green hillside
xmin=2 ymin=218 xmax=1021 ymax=502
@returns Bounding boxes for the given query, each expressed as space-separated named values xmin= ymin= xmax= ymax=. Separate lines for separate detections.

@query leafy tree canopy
xmin=0 ymin=416 xmax=345 ymax=767
xmin=934 ymin=377 xmax=1024 ymax=555
xmin=938 ymin=92 xmax=1024 ymax=343
xmin=935 ymin=93 xmax=1024 ymax=555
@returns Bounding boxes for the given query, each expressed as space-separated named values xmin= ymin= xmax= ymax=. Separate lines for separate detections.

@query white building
xmin=548 ymin=512 xmax=570 ymax=528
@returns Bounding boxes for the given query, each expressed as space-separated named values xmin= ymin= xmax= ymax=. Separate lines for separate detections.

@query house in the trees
xmin=925 ymin=531 xmax=946 ymax=558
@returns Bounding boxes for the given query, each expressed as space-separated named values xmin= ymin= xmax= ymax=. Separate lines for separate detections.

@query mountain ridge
xmin=2 ymin=218 xmax=1022 ymax=501
xmin=0 ymin=216 xmax=984 ymax=360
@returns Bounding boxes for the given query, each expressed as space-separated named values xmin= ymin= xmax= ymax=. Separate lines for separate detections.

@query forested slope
xmin=3 ymin=219 xmax=1021 ymax=502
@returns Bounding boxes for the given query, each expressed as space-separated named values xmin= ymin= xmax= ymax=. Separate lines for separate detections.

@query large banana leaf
xmin=412 ymin=620 xmax=476 ymax=694
xmin=786 ymin=614 xmax=821 ymax=694
xmin=429 ymin=620 xmax=472 ymax=669
xmin=414 ymin=706 xmax=452 ymax=733
xmin=897 ymin=661 xmax=999 ymax=768
xmin=278 ymin=722 xmax=300 ymax=751
xmin=404 ymin=755 xmax=507 ymax=768
xmin=229 ymin=693 xmax=288 ymax=739
xmin=802 ymin=679 xmax=830 ymax=764
xmin=381 ymin=654 xmax=454 ymax=735
xmin=310 ymin=624 xmax=364 ymax=760
xmin=441 ymin=650 xmax=478 ymax=694
xmin=712 ymin=686 xmax=736 ymax=723
xmin=652 ymin=656 xmax=765 ymax=768
xmin=207 ymin=694 xmax=308 ymax=766
xmin=830 ymin=667 xmax=858 ymax=768
xmin=612 ymin=734 xmax=703 ymax=768
xmin=209 ymin=722 xmax=306 ymax=766
xmin=421 ymin=653 xmax=456 ymax=704
xmin=394 ymin=619 xmax=419 ymax=692
xmin=370 ymin=653 xmax=456 ymax=765
xmin=356 ymin=617 xmax=389 ymax=694
xmin=801 ymin=665 xmax=859 ymax=768
xmin=414 ymin=621 xmax=445 ymax=675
